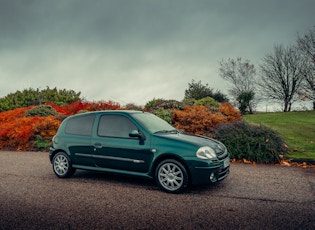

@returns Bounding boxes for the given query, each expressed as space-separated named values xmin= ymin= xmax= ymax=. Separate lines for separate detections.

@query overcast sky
xmin=0 ymin=0 xmax=314 ymax=106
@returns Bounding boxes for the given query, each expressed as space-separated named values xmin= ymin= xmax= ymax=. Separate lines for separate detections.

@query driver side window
xmin=98 ymin=114 xmax=137 ymax=138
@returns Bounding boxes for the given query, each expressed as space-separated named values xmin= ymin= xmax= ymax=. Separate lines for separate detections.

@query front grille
xmin=218 ymin=166 xmax=230 ymax=181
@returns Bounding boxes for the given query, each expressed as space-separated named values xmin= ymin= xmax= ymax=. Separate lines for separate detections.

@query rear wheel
xmin=52 ymin=152 xmax=76 ymax=178
xmin=155 ymin=159 xmax=188 ymax=193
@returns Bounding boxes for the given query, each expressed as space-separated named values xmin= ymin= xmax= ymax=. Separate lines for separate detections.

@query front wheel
xmin=52 ymin=152 xmax=76 ymax=178
xmin=155 ymin=159 xmax=189 ymax=193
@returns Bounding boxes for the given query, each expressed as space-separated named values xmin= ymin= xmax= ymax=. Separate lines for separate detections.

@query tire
xmin=155 ymin=159 xmax=189 ymax=193
xmin=52 ymin=152 xmax=76 ymax=178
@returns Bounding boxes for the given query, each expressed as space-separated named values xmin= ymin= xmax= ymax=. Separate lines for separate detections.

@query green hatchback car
xmin=49 ymin=110 xmax=230 ymax=193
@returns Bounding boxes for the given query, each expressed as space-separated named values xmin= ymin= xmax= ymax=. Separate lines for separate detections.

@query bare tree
xmin=219 ymin=57 xmax=256 ymax=114
xmin=297 ymin=27 xmax=315 ymax=109
xmin=259 ymin=45 xmax=307 ymax=112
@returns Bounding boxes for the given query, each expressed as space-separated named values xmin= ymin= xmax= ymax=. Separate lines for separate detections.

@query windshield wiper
xmin=154 ymin=129 xmax=179 ymax=134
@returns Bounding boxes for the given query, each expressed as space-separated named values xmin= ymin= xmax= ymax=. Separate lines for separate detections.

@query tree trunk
xmin=248 ymin=104 xmax=253 ymax=114
xmin=283 ymin=101 xmax=289 ymax=112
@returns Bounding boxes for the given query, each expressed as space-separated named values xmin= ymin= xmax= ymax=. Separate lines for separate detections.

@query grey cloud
xmin=0 ymin=0 xmax=314 ymax=106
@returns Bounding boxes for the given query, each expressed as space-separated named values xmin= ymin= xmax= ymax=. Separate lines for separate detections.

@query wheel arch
xmin=49 ymin=148 xmax=69 ymax=163
xmin=151 ymin=154 xmax=192 ymax=184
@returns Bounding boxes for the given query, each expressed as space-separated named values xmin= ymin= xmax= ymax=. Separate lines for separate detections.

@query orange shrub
xmin=33 ymin=116 xmax=61 ymax=139
xmin=0 ymin=107 xmax=60 ymax=150
xmin=0 ymin=116 xmax=37 ymax=150
xmin=172 ymin=103 xmax=241 ymax=136
xmin=84 ymin=100 xmax=121 ymax=111
xmin=0 ymin=106 xmax=33 ymax=123
xmin=46 ymin=100 xmax=121 ymax=116
xmin=46 ymin=102 xmax=70 ymax=115
xmin=219 ymin=102 xmax=242 ymax=121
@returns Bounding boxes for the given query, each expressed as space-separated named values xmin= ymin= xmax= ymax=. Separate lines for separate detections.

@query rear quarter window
xmin=65 ymin=114 xmax=95 ymax=136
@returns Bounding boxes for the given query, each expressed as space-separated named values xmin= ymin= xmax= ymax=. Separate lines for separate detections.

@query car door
xmin=93 ymin=114 xmax=153 ymax=173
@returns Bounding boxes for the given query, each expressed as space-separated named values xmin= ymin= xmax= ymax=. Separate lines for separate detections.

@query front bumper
xmin=189 ymin=157 xmax=230 ymax=185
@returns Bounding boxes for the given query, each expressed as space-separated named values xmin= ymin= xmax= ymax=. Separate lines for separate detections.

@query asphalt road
xmin=0 ymin=151 xmax=314 ymax=230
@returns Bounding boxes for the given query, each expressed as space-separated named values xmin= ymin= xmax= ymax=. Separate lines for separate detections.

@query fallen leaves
xmin=279 ymin=159 xmax=315 ymax=169
xmin=230 ymin=158 xmax=315 ymax=169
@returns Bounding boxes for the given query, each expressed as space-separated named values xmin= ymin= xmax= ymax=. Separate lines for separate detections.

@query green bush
xmin=182 ymin=98 xmax=195 ymax=107
xmin=144 ymin=99 xmax=182 ymax=124
xmin=151 ymin=108 xmax=173 ymax=124
xmin=145 ymin=98 xmax=182 ymax=111
xmin=214 ymin=121 xmax=288 ymax=163
xmin=25 ymin=105 xmax=58 ymax=117
xmin=194 ymin=97 xmax=220 ymax=111
xmin=33 ymin=135 xmax=51 ymax=150
xmin=0 ymin=87 xmax=81 ymax=112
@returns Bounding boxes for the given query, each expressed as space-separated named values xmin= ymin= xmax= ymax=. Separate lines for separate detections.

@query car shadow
xmin=71 ymin=169 xmax=229 ymax=194
xmin=72 ymin=170 xmax=158 ymax=191
xmin=187 ymin=180 xmax=229 ymax=194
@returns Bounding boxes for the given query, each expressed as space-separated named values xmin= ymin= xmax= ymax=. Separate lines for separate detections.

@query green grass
xmin=243 ymin=111 xmax=315 ymax=160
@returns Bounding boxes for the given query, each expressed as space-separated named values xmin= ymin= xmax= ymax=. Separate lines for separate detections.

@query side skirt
xmin=72 ymin=164 xmax=153 ymax=179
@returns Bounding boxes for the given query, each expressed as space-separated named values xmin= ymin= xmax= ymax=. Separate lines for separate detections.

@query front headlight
xmin=196 ymin=146 xmax=217 ymax=159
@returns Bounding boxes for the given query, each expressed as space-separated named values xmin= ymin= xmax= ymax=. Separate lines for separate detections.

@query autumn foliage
xmin=0 ymin=101 xmax=121 ymax=150
xmin=47 ymin=100 xmax=120 ymax=115
xmin=0 ymin=106 xmax=55 ymax=150
xmin=0 ymin=99 xmax=241 ymax=151
xmin=172 ymin=102 xmax=241 ymax=136
xmin=0 ymin=99 xmax=304 ymax=166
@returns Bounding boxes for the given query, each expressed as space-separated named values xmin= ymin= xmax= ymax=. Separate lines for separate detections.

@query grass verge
xmin=244 ymin=111 xmax=315 ymax=160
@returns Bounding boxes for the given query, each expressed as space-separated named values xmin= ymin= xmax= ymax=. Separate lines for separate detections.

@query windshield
xmin=131 ymin=112 xmax=176 ymax=134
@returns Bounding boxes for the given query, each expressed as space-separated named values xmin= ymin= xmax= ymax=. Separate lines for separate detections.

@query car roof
xmin=67 ymin=110 xmax=146 ymax=117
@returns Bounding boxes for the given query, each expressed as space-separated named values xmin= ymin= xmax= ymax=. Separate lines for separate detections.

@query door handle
xmin=94 ymin=143 xmax=102 ymax=148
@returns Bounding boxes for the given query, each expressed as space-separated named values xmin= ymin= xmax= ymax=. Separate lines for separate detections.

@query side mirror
xmin=129 ymin=130 xmax=146 ymax=141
